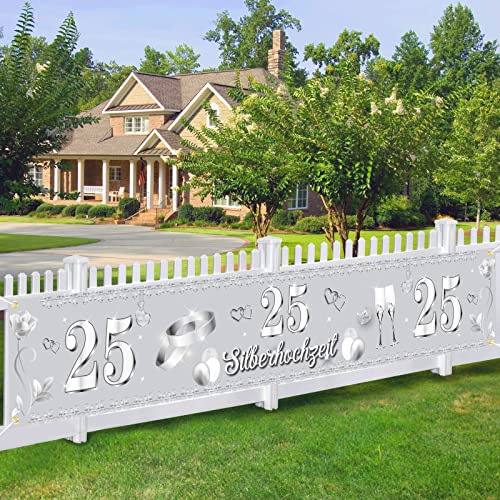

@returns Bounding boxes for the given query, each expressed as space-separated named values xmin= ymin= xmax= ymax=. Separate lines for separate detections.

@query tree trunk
xmin=476 ymin=199 xmax=481 ymax=233
xmin=353 ymin=199 xmax=370 ymax=257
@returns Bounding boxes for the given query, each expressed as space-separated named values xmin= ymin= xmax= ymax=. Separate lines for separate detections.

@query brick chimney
xmin=267 ymin=30 xmax=286 ymax=79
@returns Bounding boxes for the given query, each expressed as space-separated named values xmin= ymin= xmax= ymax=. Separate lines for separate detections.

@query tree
xmin=164 ymin=44 xmax=201 ymax=74
xmin=0 ymin=3 xmax=96 ymax=200
xmin=177 ymin=82 xmax=302 ymax=242
xmin=392 ymin=31 xmax=431 ymax=96
xmin=77 ymin=55 xmax=136 ymax=111
xmin=139 ymin=43 xmax=201 ymax=75
xmin=204 ymin=0 xmax=306 ymax=86
xmin=430 ymin=3 xmax=500 ymax=93
xmin=293 ymin=64 xmax=444 ymax=254
xmin=439 ymin=80 xmax=499 ymax=230
xmin=139 ymin=45 xmax=166 ymax=74
xmin=304 ymin=30 xmax=380 ymax=77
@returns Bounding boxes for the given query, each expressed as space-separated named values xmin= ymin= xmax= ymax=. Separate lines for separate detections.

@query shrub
xmin=272 ymin=209 xmax=304 ymax=229
xmin=75 ymin=204 xmax=92 ymax=216
xmin=36 ymin=203 xmax=66 ymax=215
xmin=0 ymin=197 xmax=43 ymax=215
xmin=118 ymin=197 xmax=140 ymax=219
xmin=240 ymin=211 xmax=254 ymax=229
xmin=222 ymin=214 xmax=239 ymax=224
xmin=61 ymin=205 xmax=77 ymax=217
xmin=377 ymin=196 xmax=425 ymax=228
xmin=294 ymin=216 xmax=328 ymax=234
xmin=178 ymin=203 xmax=195 ymax=222
xmin=88 ymin=205 xmax=116 ymax=218
xmin=272 ymin=209 xmax=291 ymax=229
xmin=192 ymin=206 xmax=225 ymax=224
xmin=481 ymin=209 xmax=492 ymax=222
xmin=346 ymin=214 xmax=376 ymax=230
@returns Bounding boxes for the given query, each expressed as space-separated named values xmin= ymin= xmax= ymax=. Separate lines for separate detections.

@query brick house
xmin=36 ymin=30 xmax=324 ymax=220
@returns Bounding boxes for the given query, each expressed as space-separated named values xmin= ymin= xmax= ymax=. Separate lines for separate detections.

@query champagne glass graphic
xmin=374 ymin=287 xmax=385 ymax=348
xmin=385 ymin=285 xmax=397 ymax=345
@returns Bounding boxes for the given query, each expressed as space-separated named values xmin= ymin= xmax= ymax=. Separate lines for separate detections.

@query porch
xmin=45 ymin=157 xmax=182 ymax=210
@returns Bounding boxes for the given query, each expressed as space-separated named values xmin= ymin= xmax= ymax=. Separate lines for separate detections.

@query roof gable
xmin=168 ymin=83 xmax=234 ymax=133
xmin=103 ymin=72 xmax=181 ymax=113
xmin=134 ymin=129 xmax=179 ymax=156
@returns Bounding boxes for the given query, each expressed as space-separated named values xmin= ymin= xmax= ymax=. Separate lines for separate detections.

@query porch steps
xmin=124 ymin=208 xmax=176 ymax=227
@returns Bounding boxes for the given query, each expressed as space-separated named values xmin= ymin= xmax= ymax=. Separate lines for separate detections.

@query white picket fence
xmin=2 ymin=220 xmax=499 ymax=298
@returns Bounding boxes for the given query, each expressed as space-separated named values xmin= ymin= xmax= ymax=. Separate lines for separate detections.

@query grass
xmin=0 ymin=234 xmax=98 ymax=254
xmin=0 ymin=317 xmax=497 ymax=496
xmin=0 ymin=216 xmax=95 ymax=225
xmin=0 ymin=224 xmax=498 ymax=496
xmin=160 ymin=221 xmax=498 ymax=260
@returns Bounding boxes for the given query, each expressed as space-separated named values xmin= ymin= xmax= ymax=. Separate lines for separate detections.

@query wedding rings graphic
xmin=156 ymin=311 xmax=216 ymax=370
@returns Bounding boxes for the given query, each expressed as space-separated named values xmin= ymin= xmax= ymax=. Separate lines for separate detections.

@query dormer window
xmin=207 ymin=103 xmax=219 ymax=128
xmin=125 ymin=116 xmax=149 ymax=134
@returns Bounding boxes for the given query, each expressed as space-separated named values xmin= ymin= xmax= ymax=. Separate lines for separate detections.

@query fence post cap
xmin=434 ymin=218 xmax=457 ymax=227
xmin=63 ymin=255 xmax=90 ymax=265
xmin=258 ymin=236 xmax=283 ymax=246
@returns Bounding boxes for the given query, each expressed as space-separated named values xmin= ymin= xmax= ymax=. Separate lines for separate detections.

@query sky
xmin=1 ymin=0 xmax=499 ymax=73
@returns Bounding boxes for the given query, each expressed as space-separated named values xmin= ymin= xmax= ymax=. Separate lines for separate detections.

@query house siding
xmin=179 ymin=94 xmax=232 ymax=145
xmin=120 ymin=82 xmax=156 ymax=106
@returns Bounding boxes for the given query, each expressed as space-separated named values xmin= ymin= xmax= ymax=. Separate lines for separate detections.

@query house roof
xmin=133 ymin=72 xmax=182 ymax=110
xmin=47 ymin=67 xmax=271 ymax=158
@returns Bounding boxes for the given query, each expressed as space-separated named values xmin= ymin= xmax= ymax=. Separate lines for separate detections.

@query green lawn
xmin=0 ymin=318 xmax=497 ymax=496
xmin=0 ymin=215 xmax=95 ymax=225
xmin=160 ymin=221 xmax=497 ymax=260
xmin=0 ymin=234 xmax=98 ymax=253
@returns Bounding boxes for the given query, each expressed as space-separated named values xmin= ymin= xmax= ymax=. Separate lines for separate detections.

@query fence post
xmin=258 ymin=236 xmax=282 ymax=273
xmin=435 ymin=218 xmax=457 ymax=254
xmin=63 ymin=255 xmax=90 ymax=293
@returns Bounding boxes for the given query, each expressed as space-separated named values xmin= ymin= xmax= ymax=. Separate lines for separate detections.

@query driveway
xmin=0 ymin=223 xmax=247 ymax=278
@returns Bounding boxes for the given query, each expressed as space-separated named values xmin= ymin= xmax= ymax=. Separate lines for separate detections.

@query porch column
xmin=129 ymin=159 xmax=136 ymax=199
xmin=146 ymin=159 xmax=154 ymax=209
xmin=77 ymin=159 xmax=85 ymax=203
xmin=53 ymin=165 xmax=61 ymax=200
xmin=102 ymin=159 xmax=109 ymax=204
xmin=158 ymin=161 xmax=166 ymax=208
xmin=172 ymin=164 xmax=179 ymax=211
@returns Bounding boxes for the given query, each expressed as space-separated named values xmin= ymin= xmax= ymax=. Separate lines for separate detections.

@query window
xmin=124 ymin=116 xmax=149 ymax=134
xmin=110 ymin=166 xmax=122 ymax=181
xmin=288 ymin=184 xmax=308 ymax=210
xmin=28 ymin=165 xmax=43 ymax=187
xmin=213 ymin=195 xmax=239 ymax=208
xmin=207 ymin=102 xmax=219 ymax=128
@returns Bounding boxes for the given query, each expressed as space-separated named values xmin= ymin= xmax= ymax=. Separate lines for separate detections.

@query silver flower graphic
xmin=9 ymin=311 xmax=38 ymax=339
xmin=478 ymin=258 xmax=495 ymax=279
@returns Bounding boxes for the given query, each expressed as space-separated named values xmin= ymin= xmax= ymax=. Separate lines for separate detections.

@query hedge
xmin=0 ymin=197 xmax=43 ymax=215
xmin=36 ymin=203 xmax=66 ymax=215
xmin=88 ymin=205 xmax=116 ymax=218
xmin=118 ymin=197 xmax=140 ymax=219
xmin=75 ymin=204 xmax=92 ymax=216
xmin=61 ymin=205 xmax=78 ymax=217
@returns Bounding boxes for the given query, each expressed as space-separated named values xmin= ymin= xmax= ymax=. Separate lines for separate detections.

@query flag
xmin=138 ymin=160 xmax=146 ymax=186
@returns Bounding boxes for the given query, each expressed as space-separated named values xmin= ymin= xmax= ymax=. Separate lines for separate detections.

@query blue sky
xmin=1 ymin=0 xmax=499 ymax=72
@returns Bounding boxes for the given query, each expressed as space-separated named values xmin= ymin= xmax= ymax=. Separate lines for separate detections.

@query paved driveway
xmin=0 ymin=223 xmax=247 ymax=277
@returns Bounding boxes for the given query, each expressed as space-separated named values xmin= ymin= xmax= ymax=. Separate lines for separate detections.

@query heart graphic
xmin=324 ymin=288 xmax=337 ymax=305
xmin=230 ymin=308 xmax=243 ymax=321
xmin=135 ymin=302 xmax=151 ymax=327
xmin=42 ymin=338 xmax=60 ymax=354
xmin=467 ymin=293 xmax=478 ymax=305
xmin=324 ymin=288 xmax=346 ymax=310
xmin=401 ymin=279 xmax=413 ymax=294
xmin=242 ymin=305 xmax=252 ymax=320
